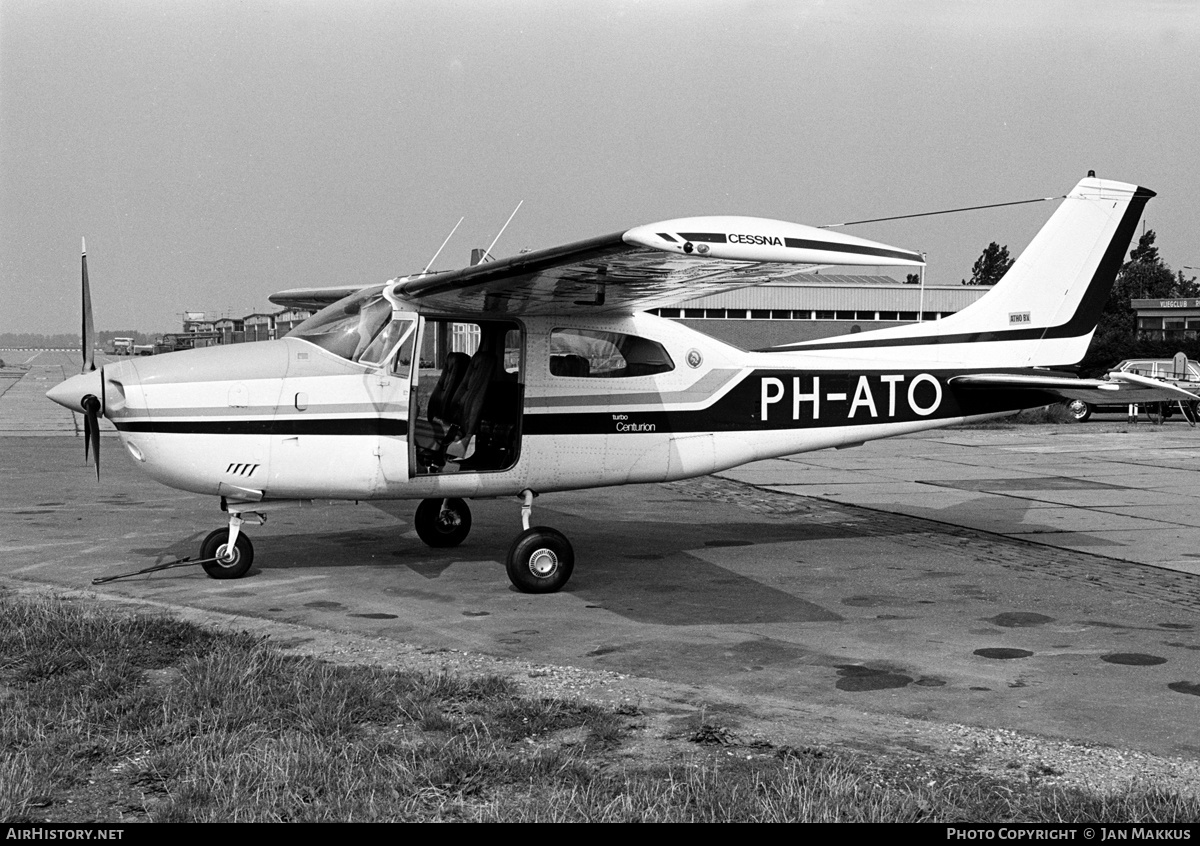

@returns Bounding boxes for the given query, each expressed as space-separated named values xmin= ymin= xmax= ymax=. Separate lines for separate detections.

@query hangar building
xmin=650 ymin=274 xmax=991 ymax=349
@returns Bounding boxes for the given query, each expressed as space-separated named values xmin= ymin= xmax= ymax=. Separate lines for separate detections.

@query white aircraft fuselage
xmin=47 ymin=175 xmax=1166 ymax=592
xmin=79 ymin=312 xmax=1030 ymax=503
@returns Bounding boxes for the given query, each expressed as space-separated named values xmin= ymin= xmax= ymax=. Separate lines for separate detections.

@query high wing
xmin=269 ymin=216 xmax=923 ymax=314
xmin=269 ymin=284 xmax=367 ymax=311
xmin=950 ymin=371 xmax=1200 ymax=406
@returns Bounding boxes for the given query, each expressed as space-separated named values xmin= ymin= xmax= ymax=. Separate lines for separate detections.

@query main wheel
xmin=506 ymin=527 xmax=574 ymax=594
xmin=1064 ymin=399 xmax=1092 ymax=423
xmin=414 ymin=498 xmax=472 ymax=548
xmin=199 ymin=528 xmax=254 ymax=579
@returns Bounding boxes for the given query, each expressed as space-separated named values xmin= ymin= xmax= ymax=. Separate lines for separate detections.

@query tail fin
xmin=778 ymin=176 xmax=1154 ymax=368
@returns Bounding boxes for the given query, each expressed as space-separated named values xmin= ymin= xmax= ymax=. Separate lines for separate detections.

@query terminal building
xmin=1132 ymin=297 xmax=1200 ymax=343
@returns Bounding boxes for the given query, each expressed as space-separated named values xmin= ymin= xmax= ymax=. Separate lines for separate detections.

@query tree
xmin=963 ymin=242 xmax=1013 ymax=286
xmin=1101 ymin=230 xmax=1200 ymax=328
xmin=1079 ymin=229 xmax=1200 ymax=375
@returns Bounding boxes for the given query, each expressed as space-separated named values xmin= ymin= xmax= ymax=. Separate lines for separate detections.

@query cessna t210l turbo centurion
xmin=48 ymin=175 xmax=1192 ymax=593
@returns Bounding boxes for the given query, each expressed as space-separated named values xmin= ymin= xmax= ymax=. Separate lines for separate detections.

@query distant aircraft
xmin=47 ymin=175 xmax=1194 ymax=592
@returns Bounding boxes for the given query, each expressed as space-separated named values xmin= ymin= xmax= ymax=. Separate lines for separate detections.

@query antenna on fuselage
xmin=476 ymin=201 xmax=524 ymax=263
xmin=423 ymin=216 xmax=465 ymax=274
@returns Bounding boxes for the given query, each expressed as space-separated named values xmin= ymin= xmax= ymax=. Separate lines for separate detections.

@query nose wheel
xmin=199 ymin=527 xmax=254 ymax=579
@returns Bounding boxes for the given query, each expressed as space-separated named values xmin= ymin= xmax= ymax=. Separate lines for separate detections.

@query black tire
xmin=1065 ymin=399 xmax=1092 ymax=423
xmin=506 ymin=527 xmax=574 ymax=594
xmin=414 ymin=498 xmax=472 ymax=548
xmin=199 ymin=528 xmax=254 ymax=579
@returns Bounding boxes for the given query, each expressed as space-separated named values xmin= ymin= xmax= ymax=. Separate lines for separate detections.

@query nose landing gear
xmin=200 ymin=508 xmax=263 ymax=579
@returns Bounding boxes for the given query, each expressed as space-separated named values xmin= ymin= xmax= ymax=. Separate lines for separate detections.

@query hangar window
xmin=550 ymin=329 xmax=674 ymax=378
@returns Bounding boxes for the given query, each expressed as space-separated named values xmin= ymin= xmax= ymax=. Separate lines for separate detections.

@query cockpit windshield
xmin=288 ymin=286 xmax=396 ymax=363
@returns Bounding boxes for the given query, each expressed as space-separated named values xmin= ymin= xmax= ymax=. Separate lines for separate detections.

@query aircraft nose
xmin=46 ymin=369 xmax=103 ymax=414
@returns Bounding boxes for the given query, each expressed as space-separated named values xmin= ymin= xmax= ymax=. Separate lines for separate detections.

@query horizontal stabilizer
xmin=1106 ymin=371 xmax=1200 ymax=403
xmin=950 ymin=373 xmax=1118 ymax=392
xmin=951 ymin=371 xmax=1200 ymax=406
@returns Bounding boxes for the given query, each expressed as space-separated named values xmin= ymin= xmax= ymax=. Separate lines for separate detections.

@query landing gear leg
xmin=505 ymin=489 xmax=574 ymax=594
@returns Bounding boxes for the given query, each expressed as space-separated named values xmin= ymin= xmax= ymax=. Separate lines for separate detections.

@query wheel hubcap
xmin=528 ymin=547 xmax=558 ymax=577
xmin=216 ymin=543 xmax=239 ymax=567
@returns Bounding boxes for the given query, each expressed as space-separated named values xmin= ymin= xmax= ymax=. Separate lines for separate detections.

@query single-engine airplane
xmin=48 ymin=174 xmax=1194 ymax=592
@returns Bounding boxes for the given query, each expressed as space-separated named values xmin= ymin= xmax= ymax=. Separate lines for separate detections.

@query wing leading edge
xmin=269 ymin=216 xmax=923 ymax=315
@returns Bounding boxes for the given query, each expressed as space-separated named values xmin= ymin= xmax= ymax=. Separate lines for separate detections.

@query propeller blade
xmin=82 ymin=394 xmax=101 ymax=480
xmin=81 ymin=238 xmax=96 ymax=374
xmin=83 ymin=400 xmax=93 ymax=464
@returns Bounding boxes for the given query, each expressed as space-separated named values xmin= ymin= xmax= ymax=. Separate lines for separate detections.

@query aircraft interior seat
xmin=447 ymin=351 xmax=497 ymax=438
xmin=549 ymin=354 xmax=590 ymax=377
xmin=426 ymin=351 xmax=470 ymax=424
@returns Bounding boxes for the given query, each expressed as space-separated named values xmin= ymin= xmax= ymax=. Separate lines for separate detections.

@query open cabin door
xmin=358 ymin=310 xmax=419 ymax=487
xmin=409 ymin=317 xmax=525 ymax=477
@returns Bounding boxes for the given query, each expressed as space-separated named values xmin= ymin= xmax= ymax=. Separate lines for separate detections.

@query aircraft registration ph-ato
xmin=48 ymin=175 xmax=1191 ymax=592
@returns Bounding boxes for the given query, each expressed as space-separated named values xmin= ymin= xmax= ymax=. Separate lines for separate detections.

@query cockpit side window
xmin=289 ymin=289 xmax=395 ymax=363
xmin=549 ymin=329 xmax=674 ymax=378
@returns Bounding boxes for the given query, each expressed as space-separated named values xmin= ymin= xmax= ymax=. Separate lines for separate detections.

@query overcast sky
xmin=2 ymin=0 xmax=1198 ymax=335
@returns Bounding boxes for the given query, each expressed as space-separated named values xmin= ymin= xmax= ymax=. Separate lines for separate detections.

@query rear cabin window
xmin=549 ymin=329 xmax=674 ymax=378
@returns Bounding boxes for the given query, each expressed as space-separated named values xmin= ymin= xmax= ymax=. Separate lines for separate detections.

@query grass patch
xmin=2 ymin=588 xmax=1197 ymax=822
xmin=952 ymin=403 xmax=1081 ymax=429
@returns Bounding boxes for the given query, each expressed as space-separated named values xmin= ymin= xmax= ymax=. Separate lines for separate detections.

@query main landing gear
xmin=505 ymin=490 xmax=574 ymax=594
xmin=413 ymin=490 xmax=575 ymax=594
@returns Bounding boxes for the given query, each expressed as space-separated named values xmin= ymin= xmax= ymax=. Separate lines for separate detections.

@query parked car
xmin=1066 ymin=357 xmax=1200 ymax=422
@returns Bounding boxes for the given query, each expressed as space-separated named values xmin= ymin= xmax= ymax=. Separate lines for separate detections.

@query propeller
xmin=82 ymin=237 xmax=95 ymax=375
xmin=80 ymin=238 xmax=100 ymax=479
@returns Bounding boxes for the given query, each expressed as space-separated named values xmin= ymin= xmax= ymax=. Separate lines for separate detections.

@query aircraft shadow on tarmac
xmin=132 ymin=514 xmax=858 ymax=627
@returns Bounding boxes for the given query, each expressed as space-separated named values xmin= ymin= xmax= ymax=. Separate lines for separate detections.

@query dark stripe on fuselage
xmin=110 ymin=370 xmax=1067 ymax=438
xmin=525 ymin=370 xmax=1059 ymax=434
xmin=114 ymin=418 xmax=409 ymax=437
xmin=782 ymin=237 xmax=922 ymax=264
xmin=765 ymin=186 xmax=1155 ymax=353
